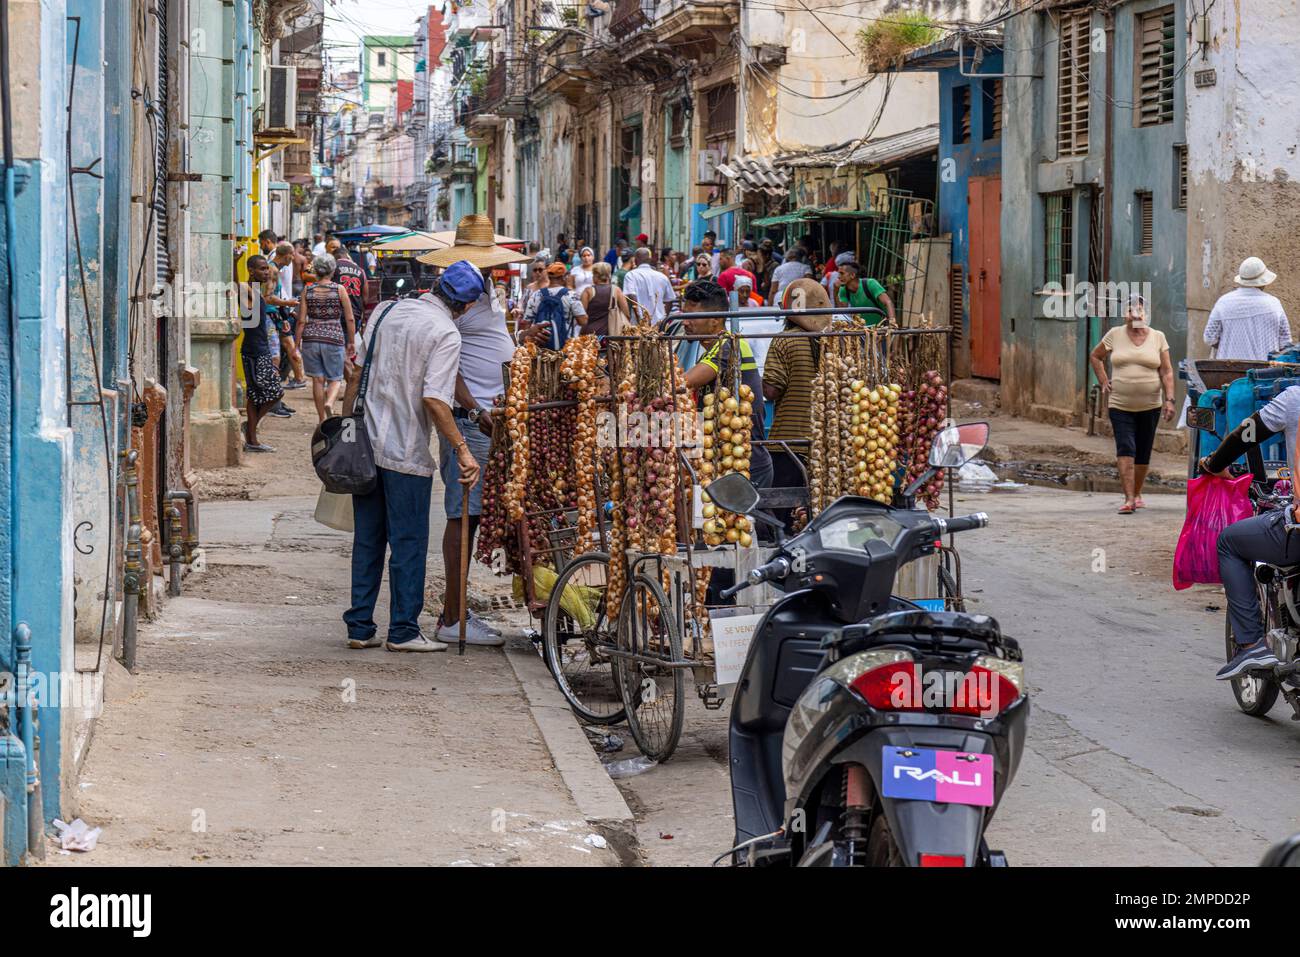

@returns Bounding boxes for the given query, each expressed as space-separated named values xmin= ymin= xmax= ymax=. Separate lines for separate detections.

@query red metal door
xmin=968 ymin=176 xmax=1002 ymax=380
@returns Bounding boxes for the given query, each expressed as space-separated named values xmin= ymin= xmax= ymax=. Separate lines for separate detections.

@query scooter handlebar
xmin=720 ymin=556 xmax=792 ymax=599
xmin=934 ymin=512 xmax=989 ymax=536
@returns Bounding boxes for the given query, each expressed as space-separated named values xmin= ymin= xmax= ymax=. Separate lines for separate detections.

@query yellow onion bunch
xmin=850 ymin=379 xmax=902 ymax=504
xmin=560 ymin=335 xmax=601 ymax=543
xmin=700 ymin=383 xmax=755 ymax=548
xmin=503 ymin=342 xmax=536 ymax=522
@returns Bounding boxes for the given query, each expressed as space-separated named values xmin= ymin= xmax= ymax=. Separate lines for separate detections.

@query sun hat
xmin=1234 ymin=256 xmax=1277 ymax=287
xmin=437 ymin=260 xmax=487 ymax=305
xmin=418 ymin=214 xmax=531 ymax=269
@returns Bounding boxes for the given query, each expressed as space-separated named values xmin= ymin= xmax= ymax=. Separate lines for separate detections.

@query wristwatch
xmin=467 ymin=407 xmax=483 ymax=424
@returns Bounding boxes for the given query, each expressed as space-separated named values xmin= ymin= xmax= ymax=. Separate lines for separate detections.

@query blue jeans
xmin=344 ymin=467 xmax=433 ymax=644
xmin=438 ymin=418 xmax=491 ymax=518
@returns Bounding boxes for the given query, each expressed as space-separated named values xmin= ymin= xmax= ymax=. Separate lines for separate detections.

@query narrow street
xmin=61 ymin=389 xmax=1298 ymax=867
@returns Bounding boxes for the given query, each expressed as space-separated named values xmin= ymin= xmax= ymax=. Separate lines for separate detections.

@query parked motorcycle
xmin=713 ymin=422 xmax=1029 ymax=867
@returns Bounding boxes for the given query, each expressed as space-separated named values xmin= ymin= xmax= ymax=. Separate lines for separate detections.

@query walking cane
xmin=458 ymin=509 xmax=470 ymax=656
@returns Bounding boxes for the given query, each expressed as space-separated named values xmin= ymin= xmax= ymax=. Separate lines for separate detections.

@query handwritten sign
xmin=710 ymin=611 xmax=765 ymax=685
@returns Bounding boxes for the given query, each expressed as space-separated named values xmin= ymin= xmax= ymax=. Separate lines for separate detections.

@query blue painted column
xmin=67 ymin=1 xmax=116 ymax=650
xmin=3 ymin=0 xmax=76 ymax=838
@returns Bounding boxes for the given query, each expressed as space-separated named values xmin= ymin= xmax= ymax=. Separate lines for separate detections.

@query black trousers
xmin=1108 ymin=407 xmax=1161 ymax=465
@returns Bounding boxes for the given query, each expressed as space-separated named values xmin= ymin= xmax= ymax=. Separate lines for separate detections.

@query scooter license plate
xmin=880 ymin=746 xmax=994 ymax=807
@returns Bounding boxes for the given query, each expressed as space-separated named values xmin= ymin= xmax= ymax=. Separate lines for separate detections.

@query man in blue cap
xmin=340 ymin=257 xmax=486 ymax=652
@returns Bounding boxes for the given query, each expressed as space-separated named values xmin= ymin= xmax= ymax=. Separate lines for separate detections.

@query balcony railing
xmin=609 ymin=0 xmax=654 ymax=38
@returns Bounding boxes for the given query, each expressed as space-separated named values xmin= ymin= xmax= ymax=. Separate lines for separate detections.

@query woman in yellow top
xmin=1089 ymin=295 xmax=1176 ymax=514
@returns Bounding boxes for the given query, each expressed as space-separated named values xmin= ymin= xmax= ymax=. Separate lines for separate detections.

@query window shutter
xmin=1175 ymin=144 xmax=1187 ymax=209
xmin=949 ymin=264 xmax=965 ymax=332
xmin=154 ymin=0 xmax=171 ymax=284
xmin=987 ymin=78 xmax=1003 ymax=139
xmin=1137 ymin=6 xmax=1176 ymax=127
xmin=1057 ymin=8 xmax=1091 ymax=156
xmin=1136 ymin=191 xmax=1154 ymax=254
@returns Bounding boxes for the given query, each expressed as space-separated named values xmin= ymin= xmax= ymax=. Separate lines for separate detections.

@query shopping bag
xmin=313 ymin=487 xmax=354 ymax=533
xmin=1172 ymin=472 xmax=1253 ymax=590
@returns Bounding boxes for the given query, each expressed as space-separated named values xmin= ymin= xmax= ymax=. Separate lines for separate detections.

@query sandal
xmin=1134 ymin=496 xmax=1146 ymax=509
xmin=1118 ymin=502 xmax=1136 ymax=514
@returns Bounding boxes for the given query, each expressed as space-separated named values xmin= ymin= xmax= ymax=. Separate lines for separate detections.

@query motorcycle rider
xmin=1199 ymin=386 xmax=1300 ymax=678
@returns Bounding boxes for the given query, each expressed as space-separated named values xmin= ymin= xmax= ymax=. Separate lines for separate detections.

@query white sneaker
xmin=468 ymin=610 xmax=502 ymax=636
xmin=385 ymin=634 xmax=448 ymax=653
xmin=436 ymin=615 xmax=505 ymax=646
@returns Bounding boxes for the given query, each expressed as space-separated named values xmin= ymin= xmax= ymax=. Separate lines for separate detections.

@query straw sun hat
xmin=418 ymin=214 xmax=530 ymax=269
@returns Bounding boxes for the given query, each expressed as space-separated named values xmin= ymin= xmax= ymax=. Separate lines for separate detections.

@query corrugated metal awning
xmin=780 ymin=123 xmax=941 ymax=172
xmin=714 ymin=155 xmax=790 ymax=196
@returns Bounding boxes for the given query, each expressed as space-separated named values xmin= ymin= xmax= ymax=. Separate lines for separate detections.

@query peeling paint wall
xmin=1184 ymin=0 xmax=1300 ymax=358
xmin=752 ymin=0 xmax=996 ymax=155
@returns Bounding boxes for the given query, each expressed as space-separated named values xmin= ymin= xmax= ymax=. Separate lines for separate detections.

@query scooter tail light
xmin=919 ymin=853 xmax=967 ymax=867
xmin=823 ymin=649 xmax=917 ymax=710
xmin=959 ymin=655 xmax=1025 ymax=716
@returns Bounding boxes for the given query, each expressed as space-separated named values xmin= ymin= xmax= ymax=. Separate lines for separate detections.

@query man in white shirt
xmin=312 ymin=232 xmax=327 ymax=257
xmin=341 ymin=261 xmax=484 ymax=653
xmin=1203 ymin=256 xmax=1292 ymax=361
xmin=769 ymin=246 xmax=812 ymax=304
xmin=621 ymin=246 xmax=677 ymax=323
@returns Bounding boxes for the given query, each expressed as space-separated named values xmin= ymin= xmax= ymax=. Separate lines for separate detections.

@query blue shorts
xmin=439 ymin=417 xmax=491 ymax=519
xmin=302 ymin=340 xmax=345 ymax=382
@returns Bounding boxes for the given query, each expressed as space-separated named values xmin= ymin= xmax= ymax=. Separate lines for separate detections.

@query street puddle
xmin=994 ymin=461 xmax=1186 ymax=496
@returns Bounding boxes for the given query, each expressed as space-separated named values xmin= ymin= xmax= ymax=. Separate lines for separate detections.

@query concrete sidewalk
xmin=48 ymin=495 xmax=621 ymax=866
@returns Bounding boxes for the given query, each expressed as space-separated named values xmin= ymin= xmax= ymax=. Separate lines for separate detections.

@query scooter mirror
xmin=705 ymin=472 xmax=760 ymax=516
xmin=929 ymin=422 xmax=990 ymax=469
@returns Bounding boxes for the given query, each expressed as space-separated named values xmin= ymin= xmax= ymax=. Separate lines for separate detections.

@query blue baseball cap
xmin=438 ymin=260 xmax=486 ymax=305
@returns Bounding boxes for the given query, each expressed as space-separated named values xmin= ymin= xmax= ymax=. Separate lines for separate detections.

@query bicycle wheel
xmin=1225 ymin=583 xmax=1280 ymax=717
xmin=542 ymin=552 xmax=626 ymax=725
xmin=616 ymin=573 xmax=686 ymax=762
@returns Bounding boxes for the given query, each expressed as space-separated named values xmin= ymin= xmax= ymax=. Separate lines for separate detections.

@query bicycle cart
xmin=517 ymin=308 xmax=960 ymax=762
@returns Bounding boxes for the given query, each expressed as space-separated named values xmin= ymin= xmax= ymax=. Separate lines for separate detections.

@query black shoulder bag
xmin=311 ymin=301 xmax=398 ymax=495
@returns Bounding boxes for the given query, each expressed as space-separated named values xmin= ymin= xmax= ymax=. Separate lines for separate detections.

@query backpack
xmin=536 ymin=287 xmax=571 ymax=350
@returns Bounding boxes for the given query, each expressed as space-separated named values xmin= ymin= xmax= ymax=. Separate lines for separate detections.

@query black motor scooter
xmin=713 ymin=422 xmax=1028 ymax=866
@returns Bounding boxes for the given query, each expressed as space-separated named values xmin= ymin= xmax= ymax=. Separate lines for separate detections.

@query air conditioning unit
xmin=264 ymin=65 xmax=299 ymax=132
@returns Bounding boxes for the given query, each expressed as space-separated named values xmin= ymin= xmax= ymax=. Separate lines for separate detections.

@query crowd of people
xmin=239 ymin=214 xmax=898 ymax=652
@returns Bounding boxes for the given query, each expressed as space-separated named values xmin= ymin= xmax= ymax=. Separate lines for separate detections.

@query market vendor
xmin=836 ymin=260 xmax=894 ymax=324
xmin=680 ymin=279 xmax=774 ymax=490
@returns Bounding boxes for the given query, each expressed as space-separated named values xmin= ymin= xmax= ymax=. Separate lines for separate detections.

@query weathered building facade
xmin=1001 ymin=0 xmax=1187 ymax=431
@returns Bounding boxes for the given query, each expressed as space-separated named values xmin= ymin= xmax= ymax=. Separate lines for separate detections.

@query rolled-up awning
xmin=698 ymin=201 xmax=743 ymax=221
xmin=618 ymin=198 xmax=642 ymax=221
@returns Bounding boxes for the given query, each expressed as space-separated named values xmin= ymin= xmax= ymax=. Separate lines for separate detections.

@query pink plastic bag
xmin=1172 ymin=473 xmax=1253 ymax=590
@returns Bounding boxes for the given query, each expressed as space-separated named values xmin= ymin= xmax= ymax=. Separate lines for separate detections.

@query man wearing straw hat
xmin=1203 ymin=256 xmax=1292 ymax=361
xmin=418 ymin=215 xmax=534 ymax=646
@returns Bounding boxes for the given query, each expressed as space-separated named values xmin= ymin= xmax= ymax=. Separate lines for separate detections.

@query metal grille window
xmin=953 ymin=85 xmax=971 ymax=144
xmin=705 ymin=84 xmax=736 ymax=141
xmin=1045 ymin=192 xmax=1073 ymax=286
xmin=1057 ymin=8 xmax=1091 ymax=157
xmin=983 ymin=78 xmax=1003 ymax=139
xmin=1136 ymin=190 xmax=1154 ymax=254
xmin=1175 ymin=144 xmax=1187 ymax=209
xmin=1137 ymin=6 xmax=1176 ymax=127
